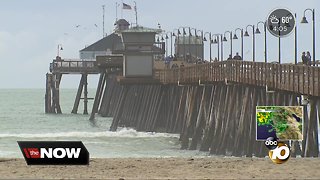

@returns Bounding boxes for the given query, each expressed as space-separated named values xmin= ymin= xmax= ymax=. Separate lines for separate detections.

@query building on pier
xmin=119 ymin=26 xmax=163 ymax=77
xmin=175 ymin=36 xmax=204 ymax=62
xmin=79 ymin=19 xmax=130 ymax=59
xmin=46 ymin=19 xmax=165 ymax=115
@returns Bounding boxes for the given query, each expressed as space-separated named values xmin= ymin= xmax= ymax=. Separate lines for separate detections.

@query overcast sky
xmin=0 ymin=0 xmax=319 ymax=88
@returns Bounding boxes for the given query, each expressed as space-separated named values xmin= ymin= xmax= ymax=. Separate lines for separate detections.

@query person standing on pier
xmin=302 ymin=52 xmax=308 ymax=65
xmin=233 ymin=52 xmax=242 ymax=60
xmin=306 ymin=51 xmax=312 ymax=66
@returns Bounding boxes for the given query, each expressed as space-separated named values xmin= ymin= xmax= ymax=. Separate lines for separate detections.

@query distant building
xmin=79 ymin=19 xmax=130 ymax=60
xmin=175 ymin=36 xmax=204 ymax=61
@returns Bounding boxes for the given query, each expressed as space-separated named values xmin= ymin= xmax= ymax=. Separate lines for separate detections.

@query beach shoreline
xmin=1 ymin=157 xmax=320 ymax=179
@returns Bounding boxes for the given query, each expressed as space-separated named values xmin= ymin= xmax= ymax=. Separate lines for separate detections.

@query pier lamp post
xmin=160 ymin=35 xmax=166 ymax=57
xmin=180 ymin=27 xmax=187 ymax=61
xmin=203 ymin=32 xmax=212 ymax=62
xmin=166 ymin=32 xmax=173 ymax=57
xmin=223 ymin=31 xmax=233 ymax=58
xmin=196 ymin=30 xmax=204 ymax=60
xmin=255 ymin=21 xmax=267 ymax=63
xmin=233 ymin=28 xmax=243 ymax=59
xmin=189 ymin=27 xmax=197 ymax=62
xmin=212 ymin=34 xmax=221 ymax=61
xmin=301 ymin=8 xmax=316 ymax=66
xmin=278 ymin=19 xmax=281 ymax=64
xmin=189 ymin=28 xmax=200 ymax=60
xmin=294 ymin=13 xmax=298 ymax=65
xmin=161 ymin=33 xmax=170 ymax=57
xmin=189 ymin=27 xmax=196 ymax=37
xmin=172 ymin=28 xmax=180 ymax=57
xmin=161 ymin=36 xmax=165 ymax=42
xmin=212 ymin=34 xmax=223 ymax=61
xmin=57 ymin=44 xmax=63 ymax=57
xmin=155 ymin=35 xmax=162 ymax=59
xmin=244 ymin=25 xmax=255 ymax=62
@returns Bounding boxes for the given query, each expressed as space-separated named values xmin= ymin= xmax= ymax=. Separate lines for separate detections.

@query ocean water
xmin=0 ymin=89 xmax=207 ymax=158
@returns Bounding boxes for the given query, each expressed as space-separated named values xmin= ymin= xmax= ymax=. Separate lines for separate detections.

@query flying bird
xmin=75 ymin=25 xmax=81 ymax=28
xmin=94 ymin=24 xmax=98 ymax=28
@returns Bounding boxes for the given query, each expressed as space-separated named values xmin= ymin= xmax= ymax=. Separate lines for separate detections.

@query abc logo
xmin=268 ymin=142 xmax=290 ymax=164
xmin=264 ymin=137 xmax=278 ymax=150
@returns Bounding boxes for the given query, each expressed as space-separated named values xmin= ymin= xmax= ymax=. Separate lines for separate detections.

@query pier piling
xmin=83 ymin=74 xmax=88 ymax=115
xmin=71 ymin=75 xmax=85 ymax=114
xmin=90 ymin=72 xmax=106 ymax=120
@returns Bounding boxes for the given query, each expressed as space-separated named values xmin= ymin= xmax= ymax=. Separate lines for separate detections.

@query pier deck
xmin=49 ymin=56 xmax=123 ymax=74
xmin=50 ymin=60 xmax=99 ymax=74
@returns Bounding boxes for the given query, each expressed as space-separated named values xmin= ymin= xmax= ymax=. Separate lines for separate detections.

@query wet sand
xmin=0 ymin=157 xmax=320 ymax=179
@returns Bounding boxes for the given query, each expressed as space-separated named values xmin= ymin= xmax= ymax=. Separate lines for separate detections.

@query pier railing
xmin=50 ymin=60 xmax=99 ymax=74
xmin=154 ymin=60 xmax=320 ymax=96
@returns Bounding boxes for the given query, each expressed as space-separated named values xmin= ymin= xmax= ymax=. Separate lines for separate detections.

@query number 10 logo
xmin=268 ymin=142 xmax=290 ymax=164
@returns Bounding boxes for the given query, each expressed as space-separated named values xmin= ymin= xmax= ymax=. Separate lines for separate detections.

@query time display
xmin=267 ymin=8 xmax=296 ymax=37
xmin=272 ymin=26 xmax=288 ymax=32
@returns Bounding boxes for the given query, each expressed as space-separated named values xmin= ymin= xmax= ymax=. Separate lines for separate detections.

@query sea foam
xmin=0 ymin=128 xmax=179 ymax=138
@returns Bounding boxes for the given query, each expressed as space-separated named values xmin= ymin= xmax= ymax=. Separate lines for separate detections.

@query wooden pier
xmin=44 ymin=54 xmax=320 ymax=157
xmin=88 ymin=60 xmax=320 ymax=157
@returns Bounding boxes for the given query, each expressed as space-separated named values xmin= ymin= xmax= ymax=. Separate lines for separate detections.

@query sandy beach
xmin=0 ymin=157 xmax=320 ymax=179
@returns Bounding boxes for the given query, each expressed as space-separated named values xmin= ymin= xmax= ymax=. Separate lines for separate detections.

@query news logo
xmin=264 ymin=137 xmax=290 ymax=164
xmin=18 ymin=141 xmax=89 ymax=165
xmin=264 ymin=137 xmax=278 ymax=150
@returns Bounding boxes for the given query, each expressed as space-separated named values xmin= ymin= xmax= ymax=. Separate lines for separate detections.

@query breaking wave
xmin=0 ymin=128 xmax=179 ymax=138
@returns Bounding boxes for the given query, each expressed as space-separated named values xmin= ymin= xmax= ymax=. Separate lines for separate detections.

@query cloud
xmin=0 ymin=28 xmax=101 ymax=88
xmin=0 ymin=0 xmax=319 ymax=88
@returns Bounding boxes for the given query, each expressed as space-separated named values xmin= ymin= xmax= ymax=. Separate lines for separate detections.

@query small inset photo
xmin=256 ymin=106 xmax=303 ymax=141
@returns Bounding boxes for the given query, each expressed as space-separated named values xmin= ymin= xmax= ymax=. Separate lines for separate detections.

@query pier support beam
xmin=54 ymin=73 xmax=62 ymax=114
xmin=46 ymin=73 xmax=62 ymax=114
xmin=303 ymin=98 xmax=319 ymax=157
xmin=110 ymin=86 xmax=129 ymax=131
xmin=71 ymin=75 xmax=85 ymax=114
xmin=83 ymin=74 xmax=88 ymax=115
xmin=90 ymin=72 xmax=106 ymax=120
xmin=45 ymin=73 xmax=53 ymax=113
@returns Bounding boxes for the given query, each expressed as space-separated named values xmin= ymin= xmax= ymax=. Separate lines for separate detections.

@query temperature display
xmin=267 ymin=8 xmax=296 ymax=37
